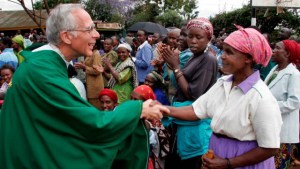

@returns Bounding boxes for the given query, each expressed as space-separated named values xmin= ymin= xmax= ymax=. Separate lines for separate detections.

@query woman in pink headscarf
xmin=163 ymin=26 xmax=283 ymax=169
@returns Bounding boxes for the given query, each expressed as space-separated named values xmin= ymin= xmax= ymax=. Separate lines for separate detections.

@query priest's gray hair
xmin=46 ymin=4 xmax=83 ymax=45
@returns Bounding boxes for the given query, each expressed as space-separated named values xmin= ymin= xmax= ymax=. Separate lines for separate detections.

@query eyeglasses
xmin=67 ymin=24 xmax=96 ymax=34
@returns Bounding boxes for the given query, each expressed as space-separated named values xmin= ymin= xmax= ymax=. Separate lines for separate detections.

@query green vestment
xmin=0 ymin=50 xmax=149 ymax=169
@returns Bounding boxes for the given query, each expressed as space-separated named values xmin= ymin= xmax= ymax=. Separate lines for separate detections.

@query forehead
xmin=1 ymin=69 xmax=12 ymax=74
xmin=168 ymin=31 xmax=179 ymax=38
xmin=188 ymin=27 xmax=208 ymax=36
xmin=131 ymin=91 xmax=144 ymax=100
xmin=137 ymin=31 xmax=145 ymax=35
xmin=72 ymin=9 xmax=93 ymax=27
xmin=100 ymin=95 xmax=113 ymax=101
xmin=275 ymin=41 xmax=285 ymax=48
xmin=104 ymin=39 xmax=112 ymax=44
xmin=153 ymin=33 xmax=160 ymax=38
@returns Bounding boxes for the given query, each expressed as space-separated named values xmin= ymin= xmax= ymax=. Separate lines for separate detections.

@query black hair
xmin=0 ymin=37 xmax=12 ymax=48
xmin=0 ymin=64 xmax=15 ymax=73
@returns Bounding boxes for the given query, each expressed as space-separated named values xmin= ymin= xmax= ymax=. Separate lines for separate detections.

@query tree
xmin=156 ymin=10 xmax=183 ymax=27
xmin=83 ymin=0 xmax=138 ymax=24
xmin=210 ymin=4 xmax=300 ymax=38
xmin=9 ymin=0 xmax=80 ymax=33
xmin=33 ymin=0 xmax=75 ymax=9
xmin=127 ymin=2 xmax=160 ymax=26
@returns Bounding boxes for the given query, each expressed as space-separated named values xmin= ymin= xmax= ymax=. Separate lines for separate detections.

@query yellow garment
xmin=16 ymin=51 xmax=25 ymax=64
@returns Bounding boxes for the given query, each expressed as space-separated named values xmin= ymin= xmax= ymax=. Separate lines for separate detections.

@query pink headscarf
xmin=186 ymin=18 xmax=214 ymax=40
xmin=224 ymin=25 xmax=272 ymax=67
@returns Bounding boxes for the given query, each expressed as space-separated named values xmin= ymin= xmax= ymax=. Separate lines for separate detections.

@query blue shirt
xmin=135 ymin=41 xmax=153 ymax=83
xmin=0 ymin=48 xmax=18 ymax=69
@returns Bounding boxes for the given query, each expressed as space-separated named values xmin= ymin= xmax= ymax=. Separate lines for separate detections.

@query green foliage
xmin=127 ymin=3 xmax=160 ymax=26
xmin=156 ymin=10 xmax=183 ymax=27
xmin=83 ymin=0 xmax=113 ymax=22
xmin=210 ymin=5 xmax=251 ymax=36
xmin=33 ymin=0 xmax=74 ymax=9
xmin=210 ymin=5 xmax=300 ymax=37
xmin=182 ymin=0 xmax=198 ymax=20
xmin=111 ymin=14 xmax=125 ymax=24
xmin=128 ymin=0 xmax=198 ymax=27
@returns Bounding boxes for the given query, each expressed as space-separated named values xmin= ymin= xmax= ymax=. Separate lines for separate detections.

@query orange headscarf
xmin=133 ymin=85 xmax=156 ymax=100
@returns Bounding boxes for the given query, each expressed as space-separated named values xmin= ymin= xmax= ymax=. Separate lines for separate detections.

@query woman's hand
xmin=74 ymin=61 xmax=86 ymax=70
xmin=202 ymin=154 xmax=228 ymax=169
xmin=92 ymin=64 xmax=104 ymax=73
xmin=159 ymin=45 xmax=180 ymax=69
xmin=102 ymin=57 xmax=111 ymax=66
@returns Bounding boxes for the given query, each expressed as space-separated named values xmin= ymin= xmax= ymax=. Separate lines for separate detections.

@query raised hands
xmin=74 ymin=61 xmax=86 ymax=70
xmin=158 ymin=43 xmax=180 ymax=70
xmin=102 ymin=57 xmax=111 ymax=66
xmin=140 ymin=99 xmax=170 ymax=120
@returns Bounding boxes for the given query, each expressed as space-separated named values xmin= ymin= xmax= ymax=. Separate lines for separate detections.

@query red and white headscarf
xmin=133 ymin=85 xmax=156 ymax=100
xmin=186 ymin=18 xmax=214 ymax=40
xmin=224 ymin=25 xmax=272 ymax=67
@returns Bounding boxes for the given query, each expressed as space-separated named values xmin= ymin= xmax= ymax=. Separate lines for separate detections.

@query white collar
xmin=138 ymin=41 xmax=149 ymax=50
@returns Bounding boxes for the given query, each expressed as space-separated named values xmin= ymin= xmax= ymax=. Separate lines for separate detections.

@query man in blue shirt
xmin=135 ymin=29 xmax=153 ymax=84
xmin=0 ymin=37 xmax=18 ymax=69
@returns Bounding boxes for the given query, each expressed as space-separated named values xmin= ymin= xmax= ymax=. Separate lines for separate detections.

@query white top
xmin=192 ymin=71 xmax=282 ymax=148
xmin=264 ymin=63 xmax=300 ymax=143
xmin=70 ymin=77 xmax=87 ymax=100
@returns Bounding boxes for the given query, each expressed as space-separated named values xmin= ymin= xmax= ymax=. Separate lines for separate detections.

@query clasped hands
xmin=151 ymin=43 xmax=180 ymax=69
xmin=140 ymin=99 xmax=170 ymax=120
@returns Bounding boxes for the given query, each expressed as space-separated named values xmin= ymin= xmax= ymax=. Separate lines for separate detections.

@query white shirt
xmin=70 ymin=77 xmax=87 ymax=100
xmin=265 ymin=63 xmax=300 ymax=143
xmin=192 ymin=71 xmax=282 ymax=148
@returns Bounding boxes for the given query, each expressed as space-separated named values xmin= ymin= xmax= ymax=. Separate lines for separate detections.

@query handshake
xmin=140 ymin=99 xmax=170 ymax=120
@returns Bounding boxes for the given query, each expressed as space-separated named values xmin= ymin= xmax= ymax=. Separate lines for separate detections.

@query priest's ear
xmin=60 ymin=31 xmax=74 ymax=45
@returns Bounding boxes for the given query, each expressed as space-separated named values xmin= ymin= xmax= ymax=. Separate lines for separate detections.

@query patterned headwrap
xmin=186 ymin=18 xmax=214 ymax=40
xmin=12 ymin=35 xmax=25 ymax=48
xmin=98 ymin=89 xmax=118 ymax=103
xmin=224 ymin=25 xmax=272 ymax=67
xmin=282 ymin=40 xmax=300 ymax=65
xmin=148 ymin=71 xmax=164 ymax=86
xmin=133 ymin=85 xmax=156 ymax=100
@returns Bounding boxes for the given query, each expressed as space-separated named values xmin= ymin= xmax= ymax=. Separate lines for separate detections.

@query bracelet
xmin=175 ymin=72 xmax=183 ymax=80
xmin=225 ymin=158 xmax=231 ymax=169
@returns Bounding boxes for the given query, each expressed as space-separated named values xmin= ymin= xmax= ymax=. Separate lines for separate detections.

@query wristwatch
xmin=173 ymin=68 xmax=180 ymax=73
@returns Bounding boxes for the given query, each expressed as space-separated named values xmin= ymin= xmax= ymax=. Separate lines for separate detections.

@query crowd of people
xmin=0 ymin=3 xmax=300 ymax=169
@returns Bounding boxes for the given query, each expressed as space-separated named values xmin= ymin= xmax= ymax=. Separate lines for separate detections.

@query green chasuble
xmin=0 ymin=50 xmax=149 ymax=169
